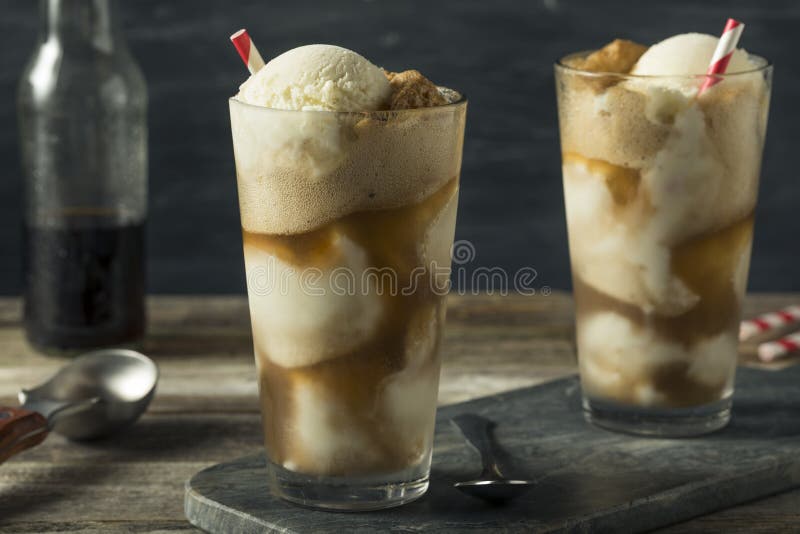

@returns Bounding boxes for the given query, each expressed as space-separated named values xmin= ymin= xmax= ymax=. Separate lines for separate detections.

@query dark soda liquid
xmin=23 ymin=215 xmax=145 ymax=352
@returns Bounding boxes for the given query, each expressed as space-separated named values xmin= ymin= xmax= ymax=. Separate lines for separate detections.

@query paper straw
xmin=698 ymin=18 xmax=745 ymax=95
xmin=230 ymin=29 xmax=265 ymax=74
xmin=758 ymin=332 xmax=800 ymax=362
xmin=739 ymin=305 xmax=800 ymax=341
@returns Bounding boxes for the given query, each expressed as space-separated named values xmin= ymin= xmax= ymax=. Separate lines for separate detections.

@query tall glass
xmin=555 ymin=54 xmax=772 ymax=437
xmin=229 ymin=96 xmax=467 ymax=509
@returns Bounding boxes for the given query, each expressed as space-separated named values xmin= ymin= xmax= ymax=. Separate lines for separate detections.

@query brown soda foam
xmin=231 ymin=86 xmax=465 ymax=237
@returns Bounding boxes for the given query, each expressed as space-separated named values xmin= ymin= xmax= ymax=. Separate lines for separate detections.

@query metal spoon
xmin=451 ymin=413 xmax=535 ymax=503
xmin=0 ymin=349 xmax=158 ymax=463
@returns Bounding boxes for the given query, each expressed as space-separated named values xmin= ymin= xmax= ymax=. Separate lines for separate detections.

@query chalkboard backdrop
xmin=0 ymin=0 xmax=796 ymax=294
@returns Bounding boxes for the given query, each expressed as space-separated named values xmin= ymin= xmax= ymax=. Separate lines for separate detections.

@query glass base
xmin=267 ymin=461 xmax=429 ymax=511
xmin=583 ymin=395 xmax=732 ymax=438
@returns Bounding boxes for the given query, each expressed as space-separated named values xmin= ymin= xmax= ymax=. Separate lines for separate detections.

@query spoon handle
xmin=451 ymin=413 xmax=504 ymax=480
xmin=0 ymin=407 xmax=49 ymax=464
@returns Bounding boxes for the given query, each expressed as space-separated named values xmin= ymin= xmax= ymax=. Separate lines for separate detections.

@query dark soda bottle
xmin=18 ymin=0 xmax=147 ymax=353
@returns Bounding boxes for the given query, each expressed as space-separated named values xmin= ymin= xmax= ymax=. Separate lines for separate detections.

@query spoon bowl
xmin=454 ymin=478 xmax=535 ymax=504
xmin=451 ymin=414 xmax=536 ymax=504
xmin=19 ymin=349 xmax=158 ymax=440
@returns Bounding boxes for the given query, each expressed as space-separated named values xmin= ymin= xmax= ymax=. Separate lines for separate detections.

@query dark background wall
xmin=0 ymin=0 xmax=797 ymax=294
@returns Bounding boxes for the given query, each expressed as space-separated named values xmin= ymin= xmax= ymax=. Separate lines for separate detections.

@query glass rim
xmin=228 ymin=88 xmax=467 ymax=116
xmin=555 ymin=51 xmax=772 ymax=80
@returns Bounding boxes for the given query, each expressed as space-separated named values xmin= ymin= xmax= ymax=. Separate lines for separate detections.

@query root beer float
xmin=556 ymin=26 xmax=771 ymax=435
xmin=229 ymin=39 xmax=466 ymax=508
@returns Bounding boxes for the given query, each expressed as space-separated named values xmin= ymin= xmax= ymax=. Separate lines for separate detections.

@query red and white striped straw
xmin=230 ymin=29 xmax=265 ymax=74
xmin=698 ymin=18 xmax=745 ymax=95
xmin=758 ymin=332 xmax=800 ymax=362
xmin=739 ymin=305 xmax=800 ymax=341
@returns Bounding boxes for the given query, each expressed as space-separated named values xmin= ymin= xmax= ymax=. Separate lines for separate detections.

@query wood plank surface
xmin=0 ymin=293 xmax=798 ymax=533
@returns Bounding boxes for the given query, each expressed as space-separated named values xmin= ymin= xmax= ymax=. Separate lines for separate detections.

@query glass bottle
xmin=18 ymin=0 xmax=147 ymax=353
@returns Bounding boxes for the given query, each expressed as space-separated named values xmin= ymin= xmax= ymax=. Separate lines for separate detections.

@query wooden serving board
xmin=185 ymin=366 xmax=800 ymax=533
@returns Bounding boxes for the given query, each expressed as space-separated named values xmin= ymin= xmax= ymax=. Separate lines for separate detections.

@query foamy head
xmin=230 ymin=94 xmax=467 ymax=236
xmin=557 ymin=54 xmax=770 ymax=240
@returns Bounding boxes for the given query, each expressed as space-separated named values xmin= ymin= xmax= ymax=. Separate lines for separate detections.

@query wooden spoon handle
xmin=0 ymin=407 xmax=49 ymax=464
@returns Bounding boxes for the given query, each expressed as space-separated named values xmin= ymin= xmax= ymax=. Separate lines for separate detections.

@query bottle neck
xmin=42 ymin=0 xmax=119 ymax=52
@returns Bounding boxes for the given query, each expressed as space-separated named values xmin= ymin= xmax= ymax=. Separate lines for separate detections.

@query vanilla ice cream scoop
xmin=236 ymin=44 xmax=392 ymax=111
xmin=632 ymin=33 xmax=754 ymax=76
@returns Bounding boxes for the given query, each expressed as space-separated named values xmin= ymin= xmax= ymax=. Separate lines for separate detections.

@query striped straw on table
xmin=740 ymin=305 xmax=800 ymax=341
xmin=758 ymin=332 xmax=800 ymax=362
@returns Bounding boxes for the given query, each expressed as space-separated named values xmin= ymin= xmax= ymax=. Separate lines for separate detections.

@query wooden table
xmin=1 ymin=293 xmax=798 ymax=533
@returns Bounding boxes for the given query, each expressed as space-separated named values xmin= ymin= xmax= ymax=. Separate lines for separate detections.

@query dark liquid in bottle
xmin=23 ymin=215 xmax=145 ymax=352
